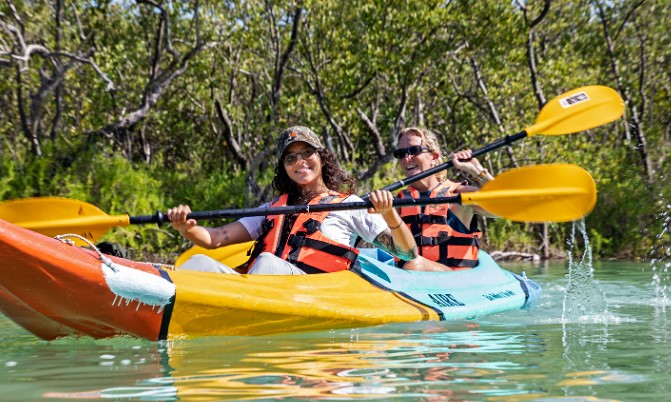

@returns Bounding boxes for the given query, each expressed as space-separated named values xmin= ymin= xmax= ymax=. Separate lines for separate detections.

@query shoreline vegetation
xmin=0 ymin=1 xmax=668 ymax=261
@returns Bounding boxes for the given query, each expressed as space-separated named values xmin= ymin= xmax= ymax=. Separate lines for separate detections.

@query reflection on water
xmin=2 ymin=319 xmax=558 ymax=401
xmin=6 ymin=320 xmax=648 ymax=402
xmin=155 ymin=327 xmax=547 ymax=401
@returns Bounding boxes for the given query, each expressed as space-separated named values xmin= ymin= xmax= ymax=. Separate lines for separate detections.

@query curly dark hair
xmin=272 ymin=148 xmax=356 ymax=205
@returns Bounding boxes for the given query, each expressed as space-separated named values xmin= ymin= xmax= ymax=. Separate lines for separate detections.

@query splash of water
xmin=649 ymin=202 xmax=671 ymax=307
xmin=560 ymin=218 xmax=611 ymax=400
xmin=561 ymin=218 xmax=608 ymax=321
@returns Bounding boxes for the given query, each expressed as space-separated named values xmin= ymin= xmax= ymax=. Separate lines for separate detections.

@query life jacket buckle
xmin=262 ymin=218 xmax=274 ymax=231
xmin=288 ymin=232 xmax=306 ymax=247
xmin=419 ymin=236 xmax=433 ymax=246
xmin=302 ymin=218 xmax=321 ymax=234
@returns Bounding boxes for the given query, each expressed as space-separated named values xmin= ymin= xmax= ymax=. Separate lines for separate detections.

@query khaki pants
xmin=179 ymin=252 xmax=307 ymax=275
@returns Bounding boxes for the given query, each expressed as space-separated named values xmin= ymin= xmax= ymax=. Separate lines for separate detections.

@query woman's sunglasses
xmin=393 ymin=146 xmax=431 ymax=159
xmin=283 ymin=148 xmax=318 ymax=165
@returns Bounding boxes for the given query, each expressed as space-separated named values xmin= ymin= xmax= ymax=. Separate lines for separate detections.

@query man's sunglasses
xmin=393 ymin=146 xmax=431 ymax=159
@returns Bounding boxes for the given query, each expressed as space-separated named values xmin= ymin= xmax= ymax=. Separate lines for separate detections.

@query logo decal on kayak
xmin=428 ymin=293 xmax=465 ymax=308
xmin=559 ymin=91 xmax=590 ymax=108
xmin=482 ymin=289 xmax=516 ymax=301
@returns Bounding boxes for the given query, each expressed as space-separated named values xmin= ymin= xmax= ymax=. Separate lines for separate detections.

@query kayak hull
xmin=0 ymin=220 xmax=540 ymax=340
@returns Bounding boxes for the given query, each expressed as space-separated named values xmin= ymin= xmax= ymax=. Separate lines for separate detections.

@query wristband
xmin=389 ymin=221 xmax=404 ymax=230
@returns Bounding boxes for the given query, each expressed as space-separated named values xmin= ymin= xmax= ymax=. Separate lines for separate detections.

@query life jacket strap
xmin=287 ymin=233 xmax=359 ymax=263
xmin=438 ymin=255 xmax=479 ymax=268
xmin=403 ymin=215 xmax=450 ymax=225
xmin=418 ymin=235 xmax=480 ymax=247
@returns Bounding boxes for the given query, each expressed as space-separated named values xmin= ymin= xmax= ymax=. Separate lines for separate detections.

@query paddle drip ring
xmin=54 ymin=233 xmax=115 ymax=271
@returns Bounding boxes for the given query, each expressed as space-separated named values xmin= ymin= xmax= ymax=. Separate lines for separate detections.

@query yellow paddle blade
xmin=0 ymin=197 xmax=130 ymax=245
xmin=463 ymin=164 xmax=597 ymax=222
xmin=527 ymin=86 xmax=624 ymax=136
xmin=175 ymin=241 xmax=255 ymax=268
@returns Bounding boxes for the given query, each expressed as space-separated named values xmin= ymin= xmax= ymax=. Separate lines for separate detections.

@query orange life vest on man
xmin=397 ymin=180 xmax=481 ymax=269
xmin=247 ymin=192 xmax=360 ymax=274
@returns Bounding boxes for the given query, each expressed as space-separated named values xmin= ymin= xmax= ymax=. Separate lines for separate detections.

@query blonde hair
xmin=396 ymin=127 xmax=446 ymax=182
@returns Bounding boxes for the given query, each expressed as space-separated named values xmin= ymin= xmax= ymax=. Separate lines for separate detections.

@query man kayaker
xmin=168 ymin=126 xmax=417 ymax=274
xmin=393 ymin=127 xmax=497 ymax=272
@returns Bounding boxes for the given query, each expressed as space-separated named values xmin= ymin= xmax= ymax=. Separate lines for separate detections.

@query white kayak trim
xmin=102 ymin=262 xmax=176 ymax=313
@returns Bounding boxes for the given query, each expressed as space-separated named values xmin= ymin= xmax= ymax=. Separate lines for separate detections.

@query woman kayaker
xmin=168 ymin=125 xmax=417 ymax=274
xmin=393 ymin=127 xmax=496 ymax=272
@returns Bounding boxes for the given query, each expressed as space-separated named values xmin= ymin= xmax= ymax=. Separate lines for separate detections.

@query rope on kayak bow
xmin=53 ymin=234 xmax=177 ymax=313
xmin=54 ymin=233 xmax=116 ymax=271
xmin=53 ymin=234 xmax=176 ymax=271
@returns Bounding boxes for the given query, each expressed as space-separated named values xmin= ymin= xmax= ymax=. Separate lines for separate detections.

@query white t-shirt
xmin=238 ymin=195 xmax=388 ymax=247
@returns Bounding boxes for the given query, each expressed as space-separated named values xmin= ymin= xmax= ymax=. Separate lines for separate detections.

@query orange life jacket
xmin=247 ymin=192 xmax=360 ymax=274
xmin=397 ymin=180 xmax=481 ymax=269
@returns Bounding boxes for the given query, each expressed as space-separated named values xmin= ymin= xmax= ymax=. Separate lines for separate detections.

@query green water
xmin=1 ymin=259 xmax=670 ymax=401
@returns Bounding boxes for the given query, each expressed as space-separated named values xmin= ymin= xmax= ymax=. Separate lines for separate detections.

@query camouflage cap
xmin=276 ymin=126 xmax=323 ymax=158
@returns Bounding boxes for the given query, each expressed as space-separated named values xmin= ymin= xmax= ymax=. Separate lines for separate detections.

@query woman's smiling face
xmin=397 ymin=133 xmax=439 ymax=178
xmin=282 ymin=142 xmax=324 ymax=190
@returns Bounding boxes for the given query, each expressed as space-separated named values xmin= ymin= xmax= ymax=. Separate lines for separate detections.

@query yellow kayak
xmin=0 ymin=219 xmax=540 ymax=341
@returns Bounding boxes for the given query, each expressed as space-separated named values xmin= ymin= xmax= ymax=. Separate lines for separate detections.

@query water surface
xmin=1 ymin=259 xmax=669 ymax=401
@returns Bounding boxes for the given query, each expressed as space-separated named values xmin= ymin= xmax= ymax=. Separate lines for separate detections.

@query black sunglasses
xmin=393 ymin=146 xmax=431 ymax=159
xmin=283 ymin=148 xmax=318 ymax=165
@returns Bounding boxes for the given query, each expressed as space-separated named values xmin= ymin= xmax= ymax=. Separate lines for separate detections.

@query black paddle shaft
xmin=361 ymin=130 xmax=528 ymax=200
xmin=128 ymin=131 xmax=525 ymax=225
xmin=128 ymin=195 xmax=464 ymax=224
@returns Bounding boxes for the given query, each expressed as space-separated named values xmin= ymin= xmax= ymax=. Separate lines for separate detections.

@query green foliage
xmin=587 ymin=227 xmax=612 ymax=258
xmin=484 ymin=220 xmax=542 ymax=255
xmin=0 ymin=154 xmax=17 ymax=201
xmin=165 ymin=162 xmax=251 ymax=212
xmin=1 ymin=0 xmax=669 ymax=261
xmin=75 ymin=155 xmax=170 ymax=257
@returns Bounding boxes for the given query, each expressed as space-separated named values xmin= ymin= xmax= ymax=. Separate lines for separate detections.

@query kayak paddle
xmin=0 ymin=164 xmax=596 ymax=245
xmin=363 ymin=85 xmax=623 ymax=198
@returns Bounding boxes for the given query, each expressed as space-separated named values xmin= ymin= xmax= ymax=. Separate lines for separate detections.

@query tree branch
xmin=272 ymin=6 xmax=302 ymax=121
xmin=215 ymin=99 xmax=248 ymax=169
xmin=357 ymin=105 xmax=386 ymax=157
